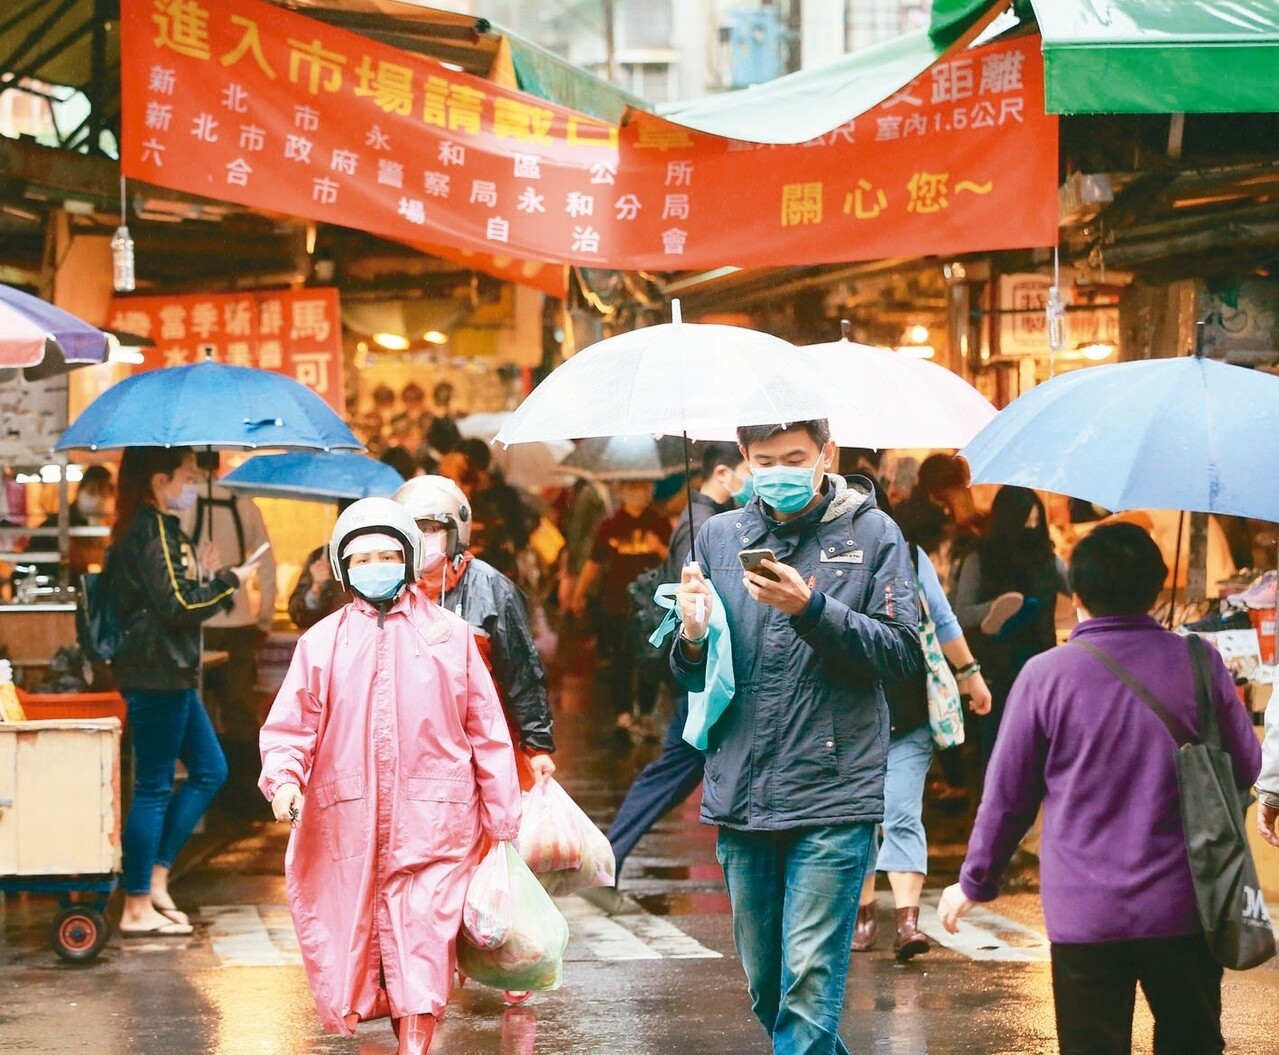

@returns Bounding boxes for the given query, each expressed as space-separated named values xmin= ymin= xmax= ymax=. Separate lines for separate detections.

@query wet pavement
xmin=3 ymin=634 xmax=1278 ymax=1054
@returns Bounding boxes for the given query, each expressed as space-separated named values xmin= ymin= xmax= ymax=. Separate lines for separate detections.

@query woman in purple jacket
xmin=940 ymin=522 xmax=1261 ymax=1055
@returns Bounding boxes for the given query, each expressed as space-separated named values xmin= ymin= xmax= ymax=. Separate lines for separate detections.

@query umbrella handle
xmin=683 ymin=432 xmax=696 ymax=567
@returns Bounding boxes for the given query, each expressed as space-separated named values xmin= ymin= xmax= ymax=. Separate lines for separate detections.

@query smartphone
xmin=738 ymin=547 xmax=781 ymax=582
xmin=244 ymin=540 xmax=271 ymax=566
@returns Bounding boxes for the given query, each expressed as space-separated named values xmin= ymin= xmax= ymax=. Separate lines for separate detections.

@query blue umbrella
xmin=55 ymin=359 xmax=362 ymax=452
xmin=219 ymin=451 xmax=404 ymax=504
xmin=960 ymin=353 xmax=1279 ymax=522
xmin=0 ymin=283 xmax=110 ymax=380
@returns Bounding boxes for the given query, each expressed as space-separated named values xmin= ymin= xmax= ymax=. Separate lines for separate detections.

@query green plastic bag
xmin=456 ymin=845 xmax=570 ymax=992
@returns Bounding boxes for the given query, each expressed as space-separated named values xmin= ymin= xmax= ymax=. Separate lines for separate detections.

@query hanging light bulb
xmin=111 ymin=175 xmax=136 ymax=292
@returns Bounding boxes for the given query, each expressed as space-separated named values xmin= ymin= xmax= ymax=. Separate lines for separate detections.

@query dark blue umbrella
xmin=961 ymin=352 xmax=1279 ymax=522
xmin=220 ymin=451 xmax=403 ymax=504
xmin=55 ymin=359 xmax=362 ymax=452
xmin=0 ymin=283 xmax=110 ymax=380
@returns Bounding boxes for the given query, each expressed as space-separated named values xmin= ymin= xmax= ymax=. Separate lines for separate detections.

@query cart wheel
xmin=51 ymin=907 xmax=109 ymax=963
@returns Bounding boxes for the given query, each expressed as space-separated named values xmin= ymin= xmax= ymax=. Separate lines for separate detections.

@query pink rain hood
xmin=259 ymin=584 xmax=521 ymax=1033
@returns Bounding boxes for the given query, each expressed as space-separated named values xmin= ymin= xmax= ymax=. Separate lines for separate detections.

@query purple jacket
xmin=960 ymin=615 xmax=1261 ymax=945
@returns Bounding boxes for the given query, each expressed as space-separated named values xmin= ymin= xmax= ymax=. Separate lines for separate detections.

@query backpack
xmin=627 ymin=565 xmax=671 ymax=674
xmin=76 ymin=548 xmax=122 ymax=664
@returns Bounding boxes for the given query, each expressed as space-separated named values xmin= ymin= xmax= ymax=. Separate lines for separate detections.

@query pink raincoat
xmin=259 ymin=585 xmax=521 ymax=1034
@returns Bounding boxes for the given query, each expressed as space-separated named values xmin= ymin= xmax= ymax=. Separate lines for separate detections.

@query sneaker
xmin=981 ymin=592 xmax=1025 ymax=636
xmin=578 ymin=886 xmax=642 ymax=916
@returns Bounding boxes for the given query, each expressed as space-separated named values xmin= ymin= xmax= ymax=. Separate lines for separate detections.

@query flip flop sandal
xmin=152 ymin=904 xmax=191 ymax=927
xmin=119 ymin=919 xmax=194 ymax=937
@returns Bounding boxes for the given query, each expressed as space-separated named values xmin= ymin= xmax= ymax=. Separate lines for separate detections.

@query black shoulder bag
xmin=1074 ymin=635 xmax=1275 ymax=970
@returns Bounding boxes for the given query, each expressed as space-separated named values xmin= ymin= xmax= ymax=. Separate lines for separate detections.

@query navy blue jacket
xmin=673 ymin=476 xmax=920 ymax=830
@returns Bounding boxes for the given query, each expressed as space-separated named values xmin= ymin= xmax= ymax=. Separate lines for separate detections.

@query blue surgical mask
xmin=166 ymin=482 xmax=199 ymax=512
xmin=349 ymin=562 xmax=406 ymax=602
xmin=731 ymin=472 xmax=754 ymax=507
xmin=752 ymin=460 xmax=822 ymax=515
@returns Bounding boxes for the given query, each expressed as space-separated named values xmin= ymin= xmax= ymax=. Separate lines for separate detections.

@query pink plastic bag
xmin=517 ymin=779 xmax=585 ymax=874
xmin=463 ymin=841 xmax=516 ymax=951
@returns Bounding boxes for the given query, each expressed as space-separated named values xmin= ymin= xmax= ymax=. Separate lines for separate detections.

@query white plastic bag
xmin=463 ymin=841 xmax=516 ymax=950
xmin=518 ymin=778 xmax=586 ymax=874
xmin=537 ymin=815 xmax=616 ymax=897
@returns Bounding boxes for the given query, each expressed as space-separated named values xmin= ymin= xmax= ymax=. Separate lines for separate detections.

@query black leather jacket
xmin=438 ymin=557 xmax=554 ymax=754
xmin=110 ymin=506 xmax=239 ymax=692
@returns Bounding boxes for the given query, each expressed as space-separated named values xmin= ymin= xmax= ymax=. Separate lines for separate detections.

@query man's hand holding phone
xmin=229 ymin=540 xmax=271 ymax=583
xmin=740 ymin=548 xmax=812 ymax=616
xmin=675 ymin=562 xmax=713 ymax=649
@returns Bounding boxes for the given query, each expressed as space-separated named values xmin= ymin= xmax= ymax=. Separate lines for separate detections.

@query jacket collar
xmin=734 ymin=474 xmax=870 ymax=548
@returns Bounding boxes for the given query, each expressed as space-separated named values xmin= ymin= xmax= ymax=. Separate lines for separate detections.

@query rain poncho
xmin=259 ymin=585 xmax=521 ymax=1034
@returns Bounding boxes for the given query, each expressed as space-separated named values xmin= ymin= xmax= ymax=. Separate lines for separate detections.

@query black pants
xmin=1051 ymin=934 xmax=1224 ymax=1055
xmin=600 ymin=612 xmax=659 ymax=717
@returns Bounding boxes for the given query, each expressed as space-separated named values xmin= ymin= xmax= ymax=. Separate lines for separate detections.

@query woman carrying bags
xmin=111 ymin=446 xmax=262 ymax=937
xmin=259 ymin=498 xmax=520 ymax=1054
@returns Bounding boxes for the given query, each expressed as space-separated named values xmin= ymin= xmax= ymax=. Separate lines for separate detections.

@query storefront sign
xmin=122 ymin=0 xmax=1057 ymax=274
xmin=998 ymin=274 xmax=1120 ymax=358
xmin=106 ymin=288 xmax=344 ymax=412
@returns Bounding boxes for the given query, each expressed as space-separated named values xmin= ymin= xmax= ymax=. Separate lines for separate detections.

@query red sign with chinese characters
xmin=122 ymin=0 xmax=1056 ymax=273
xmin=107 ymin=288 xmax=344 ymax=413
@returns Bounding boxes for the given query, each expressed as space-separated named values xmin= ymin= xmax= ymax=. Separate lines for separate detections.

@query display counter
xmin=0 ymin=603 xmax=77 ymax=667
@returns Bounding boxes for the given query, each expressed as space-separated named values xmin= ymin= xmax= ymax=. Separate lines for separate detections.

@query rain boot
xmin=851 ymin=903 xmax=878 ymax=952
xmin=395 ymin=1013 xmax=436 ymax=1055
xmin=893 ymin=906 xmax=930 ymax=962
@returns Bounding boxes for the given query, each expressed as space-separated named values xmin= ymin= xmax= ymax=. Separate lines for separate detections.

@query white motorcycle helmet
xmin=392 ymin=475 xmax=472 ymax=560
xmin=328 ymin=497 xmax=425 ymax=592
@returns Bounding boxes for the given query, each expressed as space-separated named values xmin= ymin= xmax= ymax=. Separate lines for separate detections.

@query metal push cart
xmin=0 ymin=717 xmax=121 ymax=962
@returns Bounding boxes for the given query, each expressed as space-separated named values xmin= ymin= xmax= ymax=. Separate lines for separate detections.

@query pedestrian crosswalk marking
xmin=201 ymin=904 xmax=302 ymax=967
xmin=916 ymin=894 xmax=1049 ymax=963
xmin=199 ymin=899 xmax=721 ymax=968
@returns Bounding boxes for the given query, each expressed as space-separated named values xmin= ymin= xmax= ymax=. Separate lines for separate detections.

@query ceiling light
xmin=895 ymin=345 xmax=936 ymax=360
xmin=1079 ymin=342 xmax=1115 ymax=362
xmin=373 ymin=332 xmax=410 ymax=351
xmin=907 ymin=324 xmax=930 ymax=345
xmin=422 ymin=330 xmax=449 ymax=345
xmin=107 ymin=345 xmax=145 ymax=365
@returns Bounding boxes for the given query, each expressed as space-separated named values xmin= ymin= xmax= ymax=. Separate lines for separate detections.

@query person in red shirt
xmin=570 ymin=480 xmax=670 ymax=735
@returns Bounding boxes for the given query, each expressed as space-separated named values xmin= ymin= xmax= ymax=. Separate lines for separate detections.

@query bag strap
xmin=1186 ymin=634 xmax=1222 ymax=751
xmin=1071 ymin=640 xmax=1197 ymax=748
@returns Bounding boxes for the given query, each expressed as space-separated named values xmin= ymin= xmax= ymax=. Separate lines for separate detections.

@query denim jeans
xmin=717 ymin=823 xmax=875 ymax=1055
xmin=869 ymin=725 xmax=933 ymax=875
xmin=122 ymin=688 xmax=228 ymax=895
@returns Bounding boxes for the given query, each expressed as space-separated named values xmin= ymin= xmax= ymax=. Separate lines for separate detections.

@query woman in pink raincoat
xmin=259 ymin=498 xmax=521 ymax=1054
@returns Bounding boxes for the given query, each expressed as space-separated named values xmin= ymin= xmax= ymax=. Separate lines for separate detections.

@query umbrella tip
xmin=671 ymin=299 xmax=682 ymax=326
xmin=840 ymin=319 xmax=851 ymax=341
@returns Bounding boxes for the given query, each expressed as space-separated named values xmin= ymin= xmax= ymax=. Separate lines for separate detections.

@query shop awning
xmin=1031 ymin=0 xmax=1279 ymax=114
xmin=653 ymin=0 xmax=1006 ymax=143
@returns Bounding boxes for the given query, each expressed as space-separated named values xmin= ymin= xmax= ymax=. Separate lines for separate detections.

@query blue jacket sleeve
xmin=790 ymin=517 xmax=922 ymax=684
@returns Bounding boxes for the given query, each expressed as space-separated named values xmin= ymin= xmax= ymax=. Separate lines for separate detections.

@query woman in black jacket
xmin=110 ymin=446 xmax=257 ymax=936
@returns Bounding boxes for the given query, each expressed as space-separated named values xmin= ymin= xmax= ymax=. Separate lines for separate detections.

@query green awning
xmin=1031 ymin=0 xmax=1279 ymax=114
xmin=652 ymin=0 xmax=1002 ymax=143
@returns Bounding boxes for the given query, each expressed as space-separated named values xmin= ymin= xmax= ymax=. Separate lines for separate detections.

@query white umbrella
xmin=456 ymin=411 xmax=573 ymax=492
xmin=806 ymin=325 xmax=997 ymax=449
xmin=493 ymin=302 xmax=833 ymax=445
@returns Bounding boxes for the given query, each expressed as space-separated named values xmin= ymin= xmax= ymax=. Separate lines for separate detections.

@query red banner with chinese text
xmin=107 ymin=288 xmax=345 ymax=413
xmin=122 ymin=0 xmax=1057 ymax=274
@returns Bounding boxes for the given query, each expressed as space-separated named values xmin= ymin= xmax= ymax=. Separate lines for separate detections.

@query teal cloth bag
xmin=650 ymin=582 xmax=735 ymax=750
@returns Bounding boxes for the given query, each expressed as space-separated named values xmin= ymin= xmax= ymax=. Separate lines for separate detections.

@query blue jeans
xmin=717 ymin=823 xmax=875 ymax=1055
xmin=869 ymin=725 xmax=933 ymax=875
xmin=607 ymin=694 xmax=705 ymax=879
xmin=122 ymin=689 xmax=227 ymax=895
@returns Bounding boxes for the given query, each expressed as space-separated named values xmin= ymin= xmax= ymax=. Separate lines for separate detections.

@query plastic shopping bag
xmin=462 ymin=841 xmax=516 ymax=950
xmin=456 ymin=848 xmax=570 ymax=992
xmin=537 ymin=814 xmax=616 ymax=897
xmin=518 ymin=778 xmax=586 ymax=874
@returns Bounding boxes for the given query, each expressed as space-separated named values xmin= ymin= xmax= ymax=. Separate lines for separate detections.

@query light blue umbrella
xmin=55 ymin=359 xmax=361 ymax=452
xmin=219 ymin=451 xmax=403 ymax=504
xmin=960 ymin=353 xmax=1279 ymax=522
